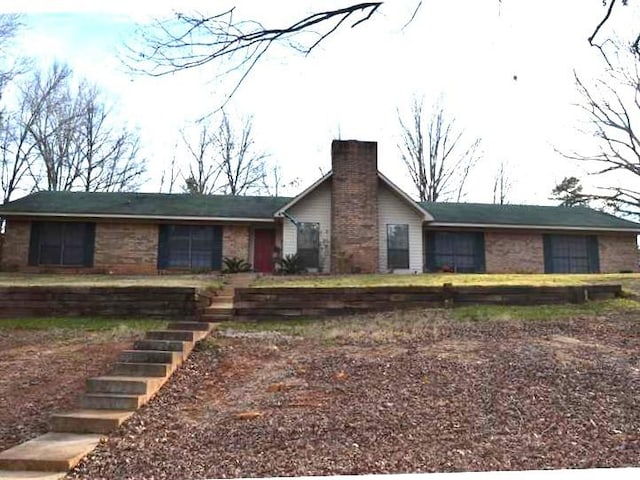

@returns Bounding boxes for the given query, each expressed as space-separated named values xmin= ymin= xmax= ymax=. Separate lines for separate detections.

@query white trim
xmin=377 ymin=172 xmax=434 ymax=221
xmin=0 ymin=212 xmax=277 ymax=223
xmin=426 ymin=222 xmax=640 ymax=233
xmin=274 ymin=172 xmax=333 ymax=217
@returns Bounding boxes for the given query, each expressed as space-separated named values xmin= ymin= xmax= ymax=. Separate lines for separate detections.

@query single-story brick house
xmin=1 ymin=140 xmax=639 ymax=275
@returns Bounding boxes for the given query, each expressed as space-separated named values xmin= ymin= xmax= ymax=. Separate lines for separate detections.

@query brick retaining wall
xmin=234 ymin=284 xmax=622 ymax=319
xmin=0 ymin=287 xmax=211 ymax=320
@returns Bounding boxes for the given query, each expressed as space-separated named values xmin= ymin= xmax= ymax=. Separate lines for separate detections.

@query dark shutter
xmin=543 ymin=234 xmax=553 ymax=273
xmin=424 ymin=231 xmax=436 ymax=272
xmin=83 ymin=223 xmax=95 ymax=267
xmin=588 ymin=236 xmax=600 ymax=273
xmin=475 ymin=232 xmax=486 ymax=273
xmin=211 ymin=226 xmax=223 ymax=270
xmin=28 ymin=222 xmax=40 ymax=266
xmin=157 ymin=225 xmax=169 ymax=269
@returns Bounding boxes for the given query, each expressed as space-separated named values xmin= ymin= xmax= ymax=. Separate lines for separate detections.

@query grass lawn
xmin=253 ymin=272 xmax=640 ymax=288
xmin=0 ymin=273 xmax=223 ymax=289
xmin=69 ymin=302 xmax=640 ymax=478
xmin=0 ymin=317 xmax=164 ymax=452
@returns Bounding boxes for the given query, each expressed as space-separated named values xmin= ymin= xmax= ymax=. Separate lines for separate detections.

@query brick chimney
xmin=330 ymin=140 xmax=379 ymax=273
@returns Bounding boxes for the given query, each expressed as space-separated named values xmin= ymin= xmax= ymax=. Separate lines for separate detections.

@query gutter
xmin=0 ymin=212 xmax=277 ymax=223
xmin=425 ymin=222 xmax=640 ymax=233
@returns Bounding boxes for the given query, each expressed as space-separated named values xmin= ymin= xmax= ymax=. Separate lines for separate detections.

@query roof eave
xmin=0 ymin=211 xmax=277 ymax=223
xmin=425 ymin=221 xmax=640 ymax=233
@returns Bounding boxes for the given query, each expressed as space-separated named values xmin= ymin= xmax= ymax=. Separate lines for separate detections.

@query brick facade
xmin=1 ymin=219 xmax=30 ymax=271
xmin=222 ymin=225 xmax=250 ymax=261
xmin=485 ymin=231 xmax=545 ymax=273
xmin=94 ymin=222 xmax=158 ymax=274
xmin=598 ymin=233 xmax=639 ymax=273
xmin=330 ymin=140 xmax=379 ymax=273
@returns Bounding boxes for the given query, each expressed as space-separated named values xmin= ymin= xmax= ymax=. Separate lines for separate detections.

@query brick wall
xmin=598 ymin=233 xmax=639 ymax=273
xmin=0 ymin=219 xmax=30 ymax=270
xmin=222 ymin=225 xmax=250 ymax=261
xmin=94 ymin=222 xmax=158 ymax=274
xmin=485 ymin=231 xmax=545 ymax=273
xmin=330 ymin=140 xmax=379 ymax=273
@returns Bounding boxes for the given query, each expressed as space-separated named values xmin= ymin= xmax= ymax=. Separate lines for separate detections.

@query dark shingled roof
xmin=0 ymin=191 xmax=293 ymax=219
xmin=420 ymin=202 xmax=640 ymax=231
xmin=1 ymin=191 xmax=638 ymax=232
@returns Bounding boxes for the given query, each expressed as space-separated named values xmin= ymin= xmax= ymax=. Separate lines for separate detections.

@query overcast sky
xmin=3 ymin=1 xmax=640 ymax=204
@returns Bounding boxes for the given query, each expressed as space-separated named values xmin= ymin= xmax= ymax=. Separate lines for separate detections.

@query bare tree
xmin=13 ymin=63 xmax=145 ymax=193
xmin=180 ymin=122 xmax=223 ymax=194
xmin=181 ymin=111 xmax=268 ymax=195
xmin=159 ymin=142 xmax=181 ymax=193
xmin=398 ymin=97 xmax=482 ymax=202
xmin=75 ymin=84 xmax=144 ymax=192
xmin=492 ymin=160 xmax=511 ymax=205
xmin=562 ymin=44 xmax=640 ymax=217
xmin=262 ymin=163 xmax=301 ymax=197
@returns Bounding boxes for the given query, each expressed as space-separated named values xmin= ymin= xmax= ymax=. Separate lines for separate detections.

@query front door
xmin=253 ymin=229 xmax=276 ymax=273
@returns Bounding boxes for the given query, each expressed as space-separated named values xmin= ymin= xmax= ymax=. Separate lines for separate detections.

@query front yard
xmin=69 ymin=300 xmax=640 ymax=478
xmin=0 ymin=273 xmax=223 ymax=289
xmin=253 ymin=272 xmax=640 ymax=291
xmin=0 ymin=318 xmax=164 ymax=452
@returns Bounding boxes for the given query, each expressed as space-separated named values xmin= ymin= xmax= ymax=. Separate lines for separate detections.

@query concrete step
xmin=118 ymin=350 xmax=182 ymax=365
xmin=201 ymin=313 xmax=232 ymax=321
xmin=0 ymin=471 xmax=66 ymax=479
xmin=206 ymin=304 xmax=233 ymax=311
xmin=110 ymin=362 xmax=171 ymax=378
xmin=145 ymin=330 xmax=196 ymax=342
xmin=133 ymin=339 xmax=190 ymax=353
xmin=80 ymin=393 xmax=144 ymax=410
xmin=166 ymin=321 xmax=215 ymax=332
xmin=86 ymin=376 xmax=163 ymax=395
xmin=0 ymin=433 xmax=101 ymax=472
xmin=50 ymin=410 xmax=134 ymax=434
xmin=210 ymin=295 xmax=234 ymax=303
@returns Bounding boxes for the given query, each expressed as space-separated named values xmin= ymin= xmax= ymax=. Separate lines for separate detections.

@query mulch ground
xmin=69 ymin=311 xmax=640 ymax=479
xmin=0 ymin=329 xmax=137 ymax=451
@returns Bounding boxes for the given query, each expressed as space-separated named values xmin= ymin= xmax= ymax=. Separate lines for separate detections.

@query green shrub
xmin=222 ymin=256 xmax=252 ymax=273
xmin=277 ymin=253 xmax=305 ymax=274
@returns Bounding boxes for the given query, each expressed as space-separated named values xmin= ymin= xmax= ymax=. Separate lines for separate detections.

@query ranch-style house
xmin=0 ymin=140 xmax=639 ymax=275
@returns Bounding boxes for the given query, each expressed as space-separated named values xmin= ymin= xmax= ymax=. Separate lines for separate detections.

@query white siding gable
xmin=282 ymin=179 xmax=331 ymax=272
xmin=378 ymin=182 xmax=423 ymax=273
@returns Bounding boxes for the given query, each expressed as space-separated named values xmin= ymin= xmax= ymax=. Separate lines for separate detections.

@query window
xmin=28 ymin=222 xmax=95 ymax=266
xmin=158 ymin=225 xmax=222 ymax=270
xmin=425 ymin=231 xmax=485 ymax=273
xmin=543 ymin=235 xmax=599 ymax=273
xmin=387 ymin=224 xmax=409 ymax=269
xmin=297 ymin=222 xmax=320 ymax=270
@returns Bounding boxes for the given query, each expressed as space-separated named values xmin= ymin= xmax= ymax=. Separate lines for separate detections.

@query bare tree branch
xmin=397 ymin=97 xmax=482 ymax=202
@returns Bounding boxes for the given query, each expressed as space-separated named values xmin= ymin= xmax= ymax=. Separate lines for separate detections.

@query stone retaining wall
xmin=234 ymin=284 xmax=622 ymax=319
xmin=0 ymin=286 xmax=211 ymax=320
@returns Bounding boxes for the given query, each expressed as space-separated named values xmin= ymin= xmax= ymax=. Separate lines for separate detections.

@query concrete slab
xmin=0 ymin=471 xmax=66 ymax=480
xmin=0 ymin=433 xmax=102 ymax=472
xmin=50 ymin=409 xmax=134 ymax=434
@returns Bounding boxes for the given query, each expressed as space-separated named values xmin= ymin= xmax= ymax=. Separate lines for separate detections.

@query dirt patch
xmin=69 ymin=312 xmax=640 ymax=479
xmin=0 ymin=329 xmax=140 ymax=451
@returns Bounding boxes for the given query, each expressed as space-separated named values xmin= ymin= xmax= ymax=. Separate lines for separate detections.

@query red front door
xmin=253 ymin=229 xmax=276 ymax=273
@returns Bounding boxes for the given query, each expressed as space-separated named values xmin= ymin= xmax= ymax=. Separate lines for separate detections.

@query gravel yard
xmin=69 ymin=307 xmax=640 ymax=479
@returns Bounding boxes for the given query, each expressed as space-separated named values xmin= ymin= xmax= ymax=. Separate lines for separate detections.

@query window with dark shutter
xmin=29 ymin=221 xmax=95 ymax=266
xmin=158 ymin=225 xmax=222 ymax=271
xmin=425 ymin=231 xmax=485 ymax=273
xmin=543 ymin=234 xmax=599 ymax=273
